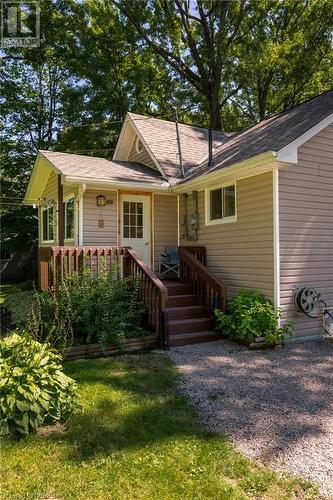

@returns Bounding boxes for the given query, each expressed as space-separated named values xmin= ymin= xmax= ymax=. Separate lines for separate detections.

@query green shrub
xmin=215 ymin=290 xmax=292 ymax=345
xmin=29 ymin=263 xmax=146 ymax=349
xmin=0 ymin=333 xmax=79 ymax=437
xmin=2 ymin=290 xmax=34 ymax=332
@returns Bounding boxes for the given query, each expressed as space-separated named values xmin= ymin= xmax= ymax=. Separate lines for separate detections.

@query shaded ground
xmin=168 ymin=339 xmax=333 ymax=497
xmin=1 ymin=353 xmax=317 ymax=499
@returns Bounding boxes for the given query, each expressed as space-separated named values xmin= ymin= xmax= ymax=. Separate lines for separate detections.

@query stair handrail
xmin=126 ymin=248 xmax=168 ymax=348
xmin=178 ymin=247 xmax=227 ymax=315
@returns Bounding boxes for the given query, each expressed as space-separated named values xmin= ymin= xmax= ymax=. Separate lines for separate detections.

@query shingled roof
xmin=183 ymin=89 xmax=333 ymax=182
xmin=39 ymin=151 xmax=166 ymax=186
xmin=128 ymin=112 xmax=227 ymax=178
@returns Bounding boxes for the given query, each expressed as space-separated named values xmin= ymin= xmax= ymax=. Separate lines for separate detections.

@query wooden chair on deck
xmin=159 ymin=247 xmax=180 ymax=279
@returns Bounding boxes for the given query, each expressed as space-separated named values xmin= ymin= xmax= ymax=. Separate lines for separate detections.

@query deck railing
xmin=180 ymin=245 xmax=206 ymax=265
xmin=38 ymin=246 xmax=168 ymax=347
xmin=38 ymin=246 xmax=129 ymax=291
xmin=126 ymin=248 xmax=168 ymax=347
xmin=178 ymin=247 xmax=226 ymax=319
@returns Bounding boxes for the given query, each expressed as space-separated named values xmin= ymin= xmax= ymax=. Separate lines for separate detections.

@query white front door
xmin=120 ymin=194 xmax=151 ymax=267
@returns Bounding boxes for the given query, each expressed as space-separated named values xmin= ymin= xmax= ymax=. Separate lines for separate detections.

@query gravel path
xmin=168 ymin=339 xmax=333 ymax=497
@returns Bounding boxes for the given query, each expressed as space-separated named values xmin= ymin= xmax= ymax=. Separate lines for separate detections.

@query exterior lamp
xmin=96 ymin=194 xmax=106 ymax=207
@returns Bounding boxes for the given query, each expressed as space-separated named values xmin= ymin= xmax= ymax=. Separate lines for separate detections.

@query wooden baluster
xmin=96 ymin=248 xmax=100 ymax=275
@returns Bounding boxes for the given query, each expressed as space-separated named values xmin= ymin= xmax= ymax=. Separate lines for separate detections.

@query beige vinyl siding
xmin=179 ymin=172 xmax=274 ymax=298
xmin=279 ymin=124 xmax=333 ymax=339
xmin=82 ymin=190 xmax=118 ymax=246
xmin=128 ymin=136 xmax=158 ymax=170
xmin=153 ymin=194 xmax=178 ymax=273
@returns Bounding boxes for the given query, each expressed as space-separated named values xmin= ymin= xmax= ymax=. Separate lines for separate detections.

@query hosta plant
xmin=0 ymin=333 xmax=79 ymax=438
xmin=215 ymin=290 xmax=293 ymax=345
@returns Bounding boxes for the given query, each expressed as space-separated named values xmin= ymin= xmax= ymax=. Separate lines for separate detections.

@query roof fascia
xmin=24 ymin=152 xmax=62 ymax=204
xmin=64 ymin=175 xmax=171 ymax=193
xmin=112 ymin=116 xmax=129 ymax=160
xmin=276 ymin=112 xmax=333 ymax=163
xmin=172 ymin=151 xmax=277 ymax=192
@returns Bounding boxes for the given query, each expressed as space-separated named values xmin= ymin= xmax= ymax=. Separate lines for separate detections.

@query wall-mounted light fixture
xmin=96 ymin=194 xmax=106 ymax=207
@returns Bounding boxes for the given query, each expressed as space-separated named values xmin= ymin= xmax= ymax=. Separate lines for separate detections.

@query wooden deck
xmin=38 ymin=245 xmax=226 ymax=348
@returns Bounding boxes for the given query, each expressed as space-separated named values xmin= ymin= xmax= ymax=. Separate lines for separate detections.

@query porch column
xmin=58 ymin=174 xmax=64 ymax=246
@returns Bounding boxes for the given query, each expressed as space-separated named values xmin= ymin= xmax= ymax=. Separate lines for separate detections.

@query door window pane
xmin=210 ymin=189 xmax=222 ymax=220
xmin=223 ymin=185 xmax=235 ymax=217
xmin=123 ymin=201 xmax=144 ymax=239
xmin=130 ymin=214 xmax=136 ymax=225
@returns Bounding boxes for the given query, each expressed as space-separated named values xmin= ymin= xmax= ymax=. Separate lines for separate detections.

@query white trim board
xmin=276 ymin=112 xmax=333 ymax=164
xmin=272 ymin=168 xmax=280 ymax=310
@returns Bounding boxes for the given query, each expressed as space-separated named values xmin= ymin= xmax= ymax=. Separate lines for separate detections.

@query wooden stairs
xmin=164 ymin=280 xmax=221 ymax=347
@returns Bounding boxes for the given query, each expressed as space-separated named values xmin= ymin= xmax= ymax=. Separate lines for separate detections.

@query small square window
xmin=207 ymin=184 xmax=236 ymax=224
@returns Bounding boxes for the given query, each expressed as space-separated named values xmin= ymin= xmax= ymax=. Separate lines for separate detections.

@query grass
xmin=0 ymin=353 xmax=318 ymax=500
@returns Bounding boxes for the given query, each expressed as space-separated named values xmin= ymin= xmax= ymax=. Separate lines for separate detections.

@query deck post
xmin=38 ymin=247 xmax=51 ymax=291
xmin=58 ymin=174 xmax=64 ymax=246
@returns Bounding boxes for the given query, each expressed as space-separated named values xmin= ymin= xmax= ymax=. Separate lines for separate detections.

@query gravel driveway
xmin=168 ymin=339 xmax=333 ymax=497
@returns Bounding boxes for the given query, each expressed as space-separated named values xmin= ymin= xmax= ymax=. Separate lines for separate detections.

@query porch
xmin=38 ymin=245 xmax=226 ymax=348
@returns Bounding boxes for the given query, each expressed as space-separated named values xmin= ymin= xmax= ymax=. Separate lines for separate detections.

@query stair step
xmin=164 ymin=282 xmax=191 ymax=296
xmin=166 ymin=305 xmax=204 ymax=320
xmin=169 ymin=330 xmax=221 ymax=347
xmin=168 ymin=317 xmax=212 ymax=334
xmin=167 ymin=294 xmax=198 ymax=307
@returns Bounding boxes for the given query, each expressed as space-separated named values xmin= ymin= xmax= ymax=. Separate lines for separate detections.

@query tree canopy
xmin=1 ymin=0 xmax=332 ymax=252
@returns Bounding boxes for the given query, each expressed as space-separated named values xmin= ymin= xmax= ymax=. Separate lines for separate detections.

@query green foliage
xmin=29 ymin=264 xmax=146 ymax=349
xmin=0 ymin=333 xmax=78 ymax=437
xmin=3 ymin=290 xmax=34 ymax=332
xmin=215 ymin=290 xmax=293 ymax=345
xmin=29 ymin=286 xmax=74 ymax=353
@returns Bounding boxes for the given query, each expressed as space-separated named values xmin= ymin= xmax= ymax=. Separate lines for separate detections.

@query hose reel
xmin=294 ymin=286 xmax=333 ymax=336
xmin=294 ymin=286 xmax=320 ymax=318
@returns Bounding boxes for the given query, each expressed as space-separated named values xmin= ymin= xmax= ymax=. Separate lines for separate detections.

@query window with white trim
xmin=206 ymin=184 xmax=236 ymax=224
xmin=42 ymin=205 xmax=54 ymax=242
xmin=64 ymin=196 xmax=75 ymax=240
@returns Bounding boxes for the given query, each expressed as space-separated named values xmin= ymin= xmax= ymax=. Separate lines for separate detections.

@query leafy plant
xmin=0 ymin=333 xmax=79 ymax=437
xmin=215 ymin=290 xmax=292 ymax=345
xmin=28 ymin=263 xmax=146 ymax=349
xmin=1 ymin=290 xmax=34 ymax=333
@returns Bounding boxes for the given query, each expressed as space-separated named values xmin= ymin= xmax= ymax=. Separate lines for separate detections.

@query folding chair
xmin=159 ymin=246 xmax=180 ymax=279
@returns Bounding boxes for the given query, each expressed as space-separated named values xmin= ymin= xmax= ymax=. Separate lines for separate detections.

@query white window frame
xmin=64 ymin=193 xmax=76 ymax=243
xmin=205 ymin=182 xmax=237 ymax=226
xmin=41 ymin=205 xmax=55 ymax=243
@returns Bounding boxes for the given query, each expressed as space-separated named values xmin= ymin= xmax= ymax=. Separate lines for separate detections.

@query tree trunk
xmin=208 ymin=79 xmax=223 ymax=130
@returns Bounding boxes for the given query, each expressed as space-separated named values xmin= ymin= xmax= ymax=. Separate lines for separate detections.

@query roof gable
xmin=126 ymin=112 xmax=227 ymax=179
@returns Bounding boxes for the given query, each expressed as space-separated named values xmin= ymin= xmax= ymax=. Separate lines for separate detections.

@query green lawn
xmin=1 ymin=353 xmax=317 ymax=500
